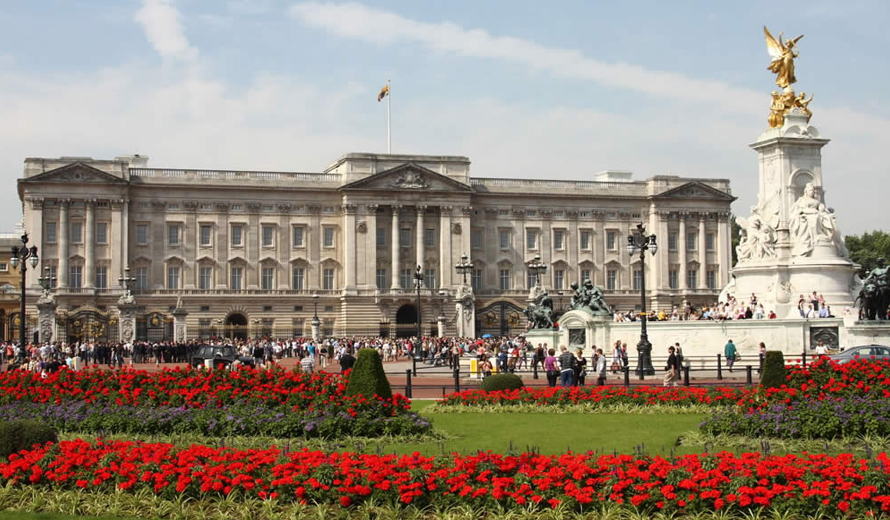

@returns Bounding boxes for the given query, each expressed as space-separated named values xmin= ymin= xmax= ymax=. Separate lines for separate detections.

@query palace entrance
xmin=395 ymin=304 xmax=418 ymax=338
xmin=225 ymin=313 xmax=248 ymax=341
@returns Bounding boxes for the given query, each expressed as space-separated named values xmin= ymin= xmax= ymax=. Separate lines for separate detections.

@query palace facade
xmin=17 ymin=152 xmax=734 ymax=341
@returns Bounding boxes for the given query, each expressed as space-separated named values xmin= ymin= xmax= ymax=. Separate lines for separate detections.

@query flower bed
xmin=0 ymin=366 xmax=430 ymax=439
xmin=3 ymin=439 xmax=890 ymax=516
xmin=438 ymin=386 xmax=746 ymax=409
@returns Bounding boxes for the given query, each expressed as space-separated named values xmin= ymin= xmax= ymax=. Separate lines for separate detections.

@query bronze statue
xmin=859 ymin=257 xmax=889 ymax=320
xmin=524 ymin=290 xmax=554 ymax=329
xmin=567 ymin=279 xmax=611 ymax=316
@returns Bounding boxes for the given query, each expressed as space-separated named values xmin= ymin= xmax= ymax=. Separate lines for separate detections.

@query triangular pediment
xmin=651 ymin=181 xmax=735 ymax=201
xmin=340 ymin=163 xmax=473 ymax=192
xmin=20 ymin=162 xmax=128 ymax=185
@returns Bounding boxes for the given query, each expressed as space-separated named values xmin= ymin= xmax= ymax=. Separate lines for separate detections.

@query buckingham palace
xmin=16 ymin=152 xmax=734 ymax=342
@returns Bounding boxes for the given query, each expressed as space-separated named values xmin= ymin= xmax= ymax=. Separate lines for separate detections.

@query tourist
xmin=338 ymin=349 xmax=355 ymax=372
xmin=724 ymin=339 xmax=737 ymax=373
xmin=611 ymin=341 xmax=622 ymax=374
xmin=595 ymin=348 xmax=607 ymax=386
xmin=573 ymin=348 xmax=587 ymax=386
xmin=674 ymin=342 xmax=684 ymax=370
xmin=557 ymin=347 xmax=576 ymax=387
xmin=758 ymin=342 xmax=766 ymax=373
xmin=480 ymin=357 xmax=493 ymax=378
xmin=543 ymin=349 xmax=558 ymax=387
xmin=299 ymin=353 xmax=315 ymax=374
xmin=664 ymin=346 xmax=679 ymax=387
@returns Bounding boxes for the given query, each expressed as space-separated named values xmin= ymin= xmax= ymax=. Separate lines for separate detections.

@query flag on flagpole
xmin=377 ymin=84 xmax=390 ymax=102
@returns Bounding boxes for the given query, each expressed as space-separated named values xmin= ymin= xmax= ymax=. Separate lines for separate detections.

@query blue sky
xmin=0 ymin=0 xmax=888 ymax=234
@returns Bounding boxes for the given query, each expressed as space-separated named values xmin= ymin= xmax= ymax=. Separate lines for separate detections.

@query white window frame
xmin=499 ymin=269 xmax=511 ymax=291
xmin=167 ymin=224 xmax=181 ymax=247
xmin=231 ymin=225 xmax=244 ymax=247
xmin=424 ymin=228 xmax=436 ymax=249
xmin=261 ymin=266 xmax=275 ymax=290
xmin=166 ymin=265 xmax=180 ymax=289
xmin=135 ymin=267 xmax=148 ymax=290
xmin=323 ymin=268 xmax=335 ymax=290
xmin=71 ymin=222 xmax=83 ymax=244
xmin=199 ymin=266 xmax=213 ymax=290
xmin=199 ymin=224 xmax=213 ymax=247
xmin=580 ymin=230 xmax=591 ymax=251
xmin=526 ymin=229 xmax=537 ymax=250
xmin=553 ymin=229 xmax=565 ymax=251
xmin=606 ymin=231 xmax=617 ymax=251
xmin=292 ymin=267 xmax=305 ymax=290
xmin=95 ymin=266 xmax=107 ymax=289
xmin=46 ymin=222 xmax=57 ymax=244
xmin=323 ymin=227 xmax=335 ymax=248
xmin=230 ymin=266 xmax=243 ymax=290
xmin=136 ymin=224 xmax=149 ymax=246
xmin=292 ymin=226 xmax=305 ymax=248
xmin=96 ymin=222 xmax=108 ymax=245
xmin=262 ymin=225 xmax=275 ymax=248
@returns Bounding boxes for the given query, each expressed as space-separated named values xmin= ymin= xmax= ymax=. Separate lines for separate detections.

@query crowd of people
xmin=612 ymin=291 xmax=837 ymax=322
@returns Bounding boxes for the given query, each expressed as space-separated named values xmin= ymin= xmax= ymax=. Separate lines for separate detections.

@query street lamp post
xmin=527 ymin=254 xmax=547 ymax=287
xmin=252 ymin=318 xmax=262 ymax=340
xmin=626 ymin=223 xmax=658 ymax=376
xmin=118 ymin=265 xmax=136 ymax=297
xmin=455 ymin=252 xmax=474 ymax=286
xmin=38 ymin=266 xmax=57 ymax=293
xmin=10 ymin=233 xmax=39 ymax=352
xmin=413 ymin=264 xmax=424 ymax=342
xmin=311 ymin=292 xmax=320 ymax=341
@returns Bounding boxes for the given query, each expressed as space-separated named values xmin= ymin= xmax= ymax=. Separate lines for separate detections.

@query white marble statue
xmin=789 ymin=182 xmax=846 ymax=257
xmin=736 ymin=212 xmax=777 ymax=261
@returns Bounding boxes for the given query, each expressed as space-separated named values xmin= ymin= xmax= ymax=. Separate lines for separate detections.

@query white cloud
xmin=135 ymin=0 xmax=197 ymax=61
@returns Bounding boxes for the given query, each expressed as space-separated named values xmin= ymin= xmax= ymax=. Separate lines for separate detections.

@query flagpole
xmin=386 ymin=79 xmax=391 ymax=154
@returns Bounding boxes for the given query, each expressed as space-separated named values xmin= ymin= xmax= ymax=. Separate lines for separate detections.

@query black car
xmin=190 ymin=345 xmax=255 ymax=369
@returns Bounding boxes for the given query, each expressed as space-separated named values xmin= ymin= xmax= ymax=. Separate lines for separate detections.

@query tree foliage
xmin=760 ymin=351 xmax=787 ymax=390
xmin=345 ymin=348 xmax=393 ymax=400
xmin=845 ymin=230 xmax=890 ymax=276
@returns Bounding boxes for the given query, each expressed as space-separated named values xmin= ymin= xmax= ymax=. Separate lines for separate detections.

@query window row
xmin=104 ymin=266 xmax=340 ymax=291
xmin=375 ymin=227 xmax=439 ymax=248
xmin=466 ymin=229 xmax=720 ymax=253
xmin=463 ymin=267 xmax=719 ymax=292
xmin=132 ymin=224 xmax=337 ymax=249
xmin=44 ymin=222 xmax=109 ymax=245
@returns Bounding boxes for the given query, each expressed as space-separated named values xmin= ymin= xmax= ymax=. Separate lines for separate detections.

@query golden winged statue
xmin=764 ymin=26 xmax=803 ymax=89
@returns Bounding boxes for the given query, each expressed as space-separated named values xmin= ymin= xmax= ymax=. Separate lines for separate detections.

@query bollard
xmin=746 ymin=365 xmax=753 ymax=385
xmin=453 ymin=367 xmax=461 ymax=393
xmin=802 ymin=348 xmax=807 ymax=368
xmin=412 ymin=355 xmax=418 ymax=377
xmin=533 ymin=361 xmax=538 ymax=380
xmin=683 ymin=365 xmax=690 ymax=386
xmin=624 ymin=366 xmax=630 ymax=387
xmin=405 ymin=369 xmax=413 ymax=399
xmin=717 ymin=354 xmax=723 ymax=380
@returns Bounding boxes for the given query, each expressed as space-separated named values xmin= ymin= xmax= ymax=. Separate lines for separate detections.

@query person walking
xmin=664 ymin=346 xmax=679 ymax=387
xmin=724 ymin=339 xmax=737 ymax=373
xmin=595 ymin=348 xmax=608 ymax=386
xmin=557 ymin=346 xmax=576 ymax=387
xmin=573 ymin=348 xmax=587 ymax=386
xmin=543 ymin=348 xmax=558 ymax=387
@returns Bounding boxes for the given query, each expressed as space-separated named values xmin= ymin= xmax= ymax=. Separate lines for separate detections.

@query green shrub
xmin=345 ymin=348 xmax=393 ymax=400
xmin=760 ymin=350 xmax=787 ymax=389
xmin=481 ymin=373 xmax=525 ymax=392
xmin=0 ymin=420 xmax=58 ymax=459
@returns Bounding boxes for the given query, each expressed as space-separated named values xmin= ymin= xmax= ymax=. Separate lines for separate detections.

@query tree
xmin=845 ymin=231 xmax=890 ymax=276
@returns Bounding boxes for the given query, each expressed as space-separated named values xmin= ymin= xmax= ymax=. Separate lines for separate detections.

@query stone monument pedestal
xmin=525 ymin=329 xmax=561 ymax=353
xmin=557 ymin=310 xmax=611 ymax=352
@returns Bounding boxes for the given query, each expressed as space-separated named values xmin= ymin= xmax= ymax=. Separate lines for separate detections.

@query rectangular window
xmin=46 ymin=266 xmax=56 ymax=287
xmin=499 ymin=269 xmax=511 ymax=291
xmin=669 ymin=232 xmax=678 ymax=252
xmin=197 ymin=225 xmax=211 ymax=246
xmin=259 ymin=225 xmax=273 ymax=248
xmin=376 ymin=228 xmax=386 ymax=247
xmin=706 ymin=232 xmax=715 ymax=252
xmin=95 ymin=267 xmax=107 ymax=289
xmin=687 ymin=269 xmax=698 ymax=289
xmin=323 ymin=268 xmax=335 ymax=290
xmin=606 ymin=231 xmax=616 ymax=251
xmin=230 ymin=267 xmax=243 ymax=290
xmin=526 ymin=229 xmax=537 ymax=250
xmin=167 ymin=224 xmax=181 ymax=247
xmin=167 ymin=266 xmax=180 ymax=289
xmin=401 ymin=268 xmax=412 ymax=289
xmin=292 ymin=226 xmax=305 ymax=248
xmin=499 ymin=230 xmax=510 ymax=250
xmin=581 ymin=269 xmax=592 ymax=284
xmin=136 ymin=224 xmax=148 ymax=246
xmin=527 ymin=271 xmax=537 ymax=289
xmin=554 ymin=269 xmax=564 ymax=290
xmin=553 ymin=230 xmax=565 ymax=250
xmin=69 ymin=266 xmax=83 ymax=288
xmin=471 ymin=229 xmax=483 ymax=249
xmin=425 ymin=268 xmax=436 ymax=289
xmin=399 ymin=228 xmax=412 ymax=247
xmin=633 ymin=269 xmax=642 ymax=291
xmin=425 ymin=228 xmax=436 ymax=248
xmin=706 ymin=269 xmax=717 ymax=290
xmin=606 ymin=269 xmax=617 ymax=291
xmin=292 ymin=267 xmax=305 ymax=290
xmin=96 ymin=223 xmax=107 ymax=245
xmin=71 ymin=222 xmax=83 ymax=244
xmin=472 ymin=269 xmax=482 ymax=291
xmin=261 ymin=267 xmax=274 ymax=289
xmin=669 ymin=269 xmax=679 ymax=290
xmin=580 ymin=230 xmax=591 ymax=251
xmin=231 ymin=225 xmax=243 ymax=247
xmin=135 ymin=267 xmax=148 ymax=290
xmin=323 ymin=227 xmax=335 ymax=248
xmin=687 ymin=232 xmax=697 ymax=251
xmin=376 ymin=268 xmax=386 ymax=289
xmin=46 ymin=222 xmax=57 ymax=244
xmin=199 ymin=267 xmax=212 ymax=290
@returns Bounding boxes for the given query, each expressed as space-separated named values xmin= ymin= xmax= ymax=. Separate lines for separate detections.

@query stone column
xmin=698 ymin=214 xmax=707 ymax=289
xmin=437 ymin=313 xmax=446 ymax=338
xmin=658 ymin=212 xmax=670 ymax=292
xmin=25 ymin=198 xmax=44 ymax=288
xmin=117 ymin=293 xmax=137 ymax=343
xmin=309 ymin=205 xmax=321 ymax=290
xmin=215 ymin=203 xmax=229 ymax=289
xmin=593 ymin=216 xmax=605 ymax=286
xmin=277 ymin=204 xmax=291 ymax=289
xmin=541 ymin=210 xmax=552 ymax=287
xmin=183 ymin=201 xmax=197 ymax=289
xmin=647 ymin=204 xmax=661 ymax=294
xmin=365 ymin=204 xmax=378 ymax=290
xmin=439 ymin=207 xmax=453 ymax=288
xmin=246 ymin=204 xmax=260 ymax=289
xmin=718 ymin=213 xmax=731 ymax=286
xmin=36 ymin=292 xmax=57 ymax=345
xmin=678 ymin=213 xmax=687 ymax=290
xmin=343 ymin=203 xmax=357 ymax=292
xmin=84 ymin=199 xmax=96 ymax=288
xmin=58 ymin=199 xmax=70 ymax=288
xmin=459 ymin=207 xmax=472 ymax=263
xmin=415 ymin=206 xmax=425 ymax=273
xmin=390 ymin=205 xmax=401 ymax=290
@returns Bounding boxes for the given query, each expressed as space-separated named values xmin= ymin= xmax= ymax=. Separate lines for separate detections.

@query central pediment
xmin=340 ymin=162 xmax=473 ymax=192
xmin=651 ymin=181 xmax=735 ymax=201
xmin=19 ymin=162 xmax=128 ymax=185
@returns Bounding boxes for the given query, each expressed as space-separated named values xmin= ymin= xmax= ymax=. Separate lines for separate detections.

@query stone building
xmin=17 ymin=152 xmax=734 ymax=342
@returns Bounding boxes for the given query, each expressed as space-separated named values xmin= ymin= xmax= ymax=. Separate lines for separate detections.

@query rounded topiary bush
xmin=760 ymin=350 xmax=787 ymax=389
xmin=0 ymin=420 xmax=58 ymax=459
xmin=345 ymin=348 xmax=393 ymax=400
xmin=481 ymin=373 xmax=524 ymax=392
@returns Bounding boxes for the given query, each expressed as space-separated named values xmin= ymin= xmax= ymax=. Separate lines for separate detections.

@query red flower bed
xmin=0 ymin=366 xmax=404 ymax=412
xmin=3 ymin=440 xmax=890 ymax=515
xmin=438 ymin=386 xmax=746 ymax=408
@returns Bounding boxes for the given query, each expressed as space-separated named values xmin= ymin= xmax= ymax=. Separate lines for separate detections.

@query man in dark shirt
xmin=558 ymin=347 xmax=576 ymax=387
xmin=664 ymin=346 xmax=679 ymax=387
xmin=339 ymin=349 xmax=356 ymax=372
